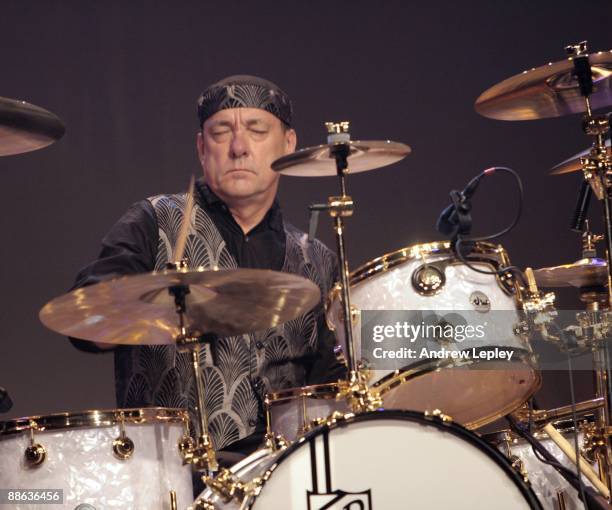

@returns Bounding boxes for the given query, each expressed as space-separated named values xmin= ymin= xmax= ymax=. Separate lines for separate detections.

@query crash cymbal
xmin=39 ymin=267 xmax=320 ymax=344
xmin=475 ymin=50 xmax=612 ymax=121
xmin=271 ymin=140 xmax=411 ymax=177
xmin=532 ymin=258 xmax=608 ymax=288
xmin=0 ymin=97 xmax=65 ymax=156
xmin=550 ymin=140 xmax=611 ymax=175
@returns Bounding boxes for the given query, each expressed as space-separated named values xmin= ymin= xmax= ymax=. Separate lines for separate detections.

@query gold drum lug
xmin=24 ymin=443 xmax=46 ymax=467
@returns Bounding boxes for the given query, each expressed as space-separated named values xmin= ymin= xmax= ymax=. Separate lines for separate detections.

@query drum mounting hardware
xmin=336 ymin=367 xmax=382 ymax=414
xmin=310 ymin=410 xmax=355 ymax=429
xmin=262 ymin=432 xmax=289 ymax=452
xmin=192 ymin=497 xmax=216 ymax=510
xmin=509 ymin=454 xmax=529 ymax=484
xmin=424 ymin=409 xmax=453 ymax=424
xmin=203 ymin=468 xmax=262 ymax=504
xmin=412 ymin=263 xmax=446 ymax=296
xmin=24 ymin=421 xmax=46 ymax=467
xmin=112 ymin=413 xmax=135 ymax=460
xmin=582 ymin=420 xmax=606 ymax=464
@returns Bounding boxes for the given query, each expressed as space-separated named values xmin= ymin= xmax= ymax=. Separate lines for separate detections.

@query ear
xmin=196 ymin=130 xmax=206 ymax=166
xmin=284 ymin=128 xmax=297 ymax=154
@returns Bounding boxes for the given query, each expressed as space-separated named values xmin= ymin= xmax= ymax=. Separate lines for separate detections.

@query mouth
xmin=227 ymin=168 xmax=255 ymax=174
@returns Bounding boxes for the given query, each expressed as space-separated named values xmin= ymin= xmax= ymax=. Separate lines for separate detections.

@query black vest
xmin=113 ymin=192 xmax=337 ymax=450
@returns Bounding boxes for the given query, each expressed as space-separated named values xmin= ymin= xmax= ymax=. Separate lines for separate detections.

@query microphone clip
xmin=437 ymin=188 xmax=474 ymax=242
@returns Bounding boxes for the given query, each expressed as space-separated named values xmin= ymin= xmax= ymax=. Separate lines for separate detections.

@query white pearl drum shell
xmin=328 ymin=242 xmax=540 ymax=428
xmin=0 ymin=416 xmax=193 ymax=509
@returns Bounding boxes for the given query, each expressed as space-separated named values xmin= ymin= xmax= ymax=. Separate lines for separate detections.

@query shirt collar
xmin=195 ymin=179 xmax=284 ymax=233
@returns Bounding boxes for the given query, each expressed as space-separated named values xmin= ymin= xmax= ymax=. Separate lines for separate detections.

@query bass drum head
xmin=248 ymin=410 xmax=542 ymax=509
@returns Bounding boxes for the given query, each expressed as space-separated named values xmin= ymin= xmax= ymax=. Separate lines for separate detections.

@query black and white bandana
xmin=197 ymin=75 xmax=293 ymax=128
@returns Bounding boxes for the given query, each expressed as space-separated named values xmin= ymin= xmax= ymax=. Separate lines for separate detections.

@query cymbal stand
xmin=323 ymin=122 xmax=381 ymax=413
xmin=569 ymin=41 xmax=612 ymax=496
xmin=168 ymin=282 xmax=218 ymax=473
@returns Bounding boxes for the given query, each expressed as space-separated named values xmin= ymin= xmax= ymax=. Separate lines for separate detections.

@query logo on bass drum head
xmin=307 ymin=431 xmax=373 ymax=509
xmin=308 ymin=490 xmax=372 ymax=510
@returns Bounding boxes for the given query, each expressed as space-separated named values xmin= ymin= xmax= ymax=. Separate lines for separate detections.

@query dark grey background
xmin=0 ymin=0 xmax=609 ymax=423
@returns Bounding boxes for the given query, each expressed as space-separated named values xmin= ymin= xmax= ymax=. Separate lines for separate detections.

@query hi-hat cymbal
xmin=39 ymin=268 xmax=321 ymax=345
xmin=475 ymin=50 xmax=612 ymax=121
xmin=532 ymin=258 xmax=608 ymax=288
xmin=0 ymin=97 xmax=65 ymax=156
xmin=271 ymin=140 xmax=411 ymax=177
xmin=550 ymin=140 xmax=611 ymax=175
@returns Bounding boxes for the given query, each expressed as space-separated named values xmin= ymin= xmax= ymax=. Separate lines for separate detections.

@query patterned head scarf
xmin=197 ymin=75 xmax=293 ymax=128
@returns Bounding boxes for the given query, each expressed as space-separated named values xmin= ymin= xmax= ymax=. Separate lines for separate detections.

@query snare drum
xmin=327 ymin=241 xmax=540 ymax=429
xmin=192 ymin=410 xmax=542 ymax=509
xmin=265 ymin=382 xmax=350 ymax=442
xmin=0 ymin=407 xmax=193 ymax=509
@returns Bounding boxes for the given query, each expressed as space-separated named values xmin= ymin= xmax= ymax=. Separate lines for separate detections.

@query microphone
xmin=436 ymin=168 xmax=496 ymax=239
xmin=0 ymin=387 xmax=13 ymax=413
xmin=570 ymin=179 xmax=592 ymax=232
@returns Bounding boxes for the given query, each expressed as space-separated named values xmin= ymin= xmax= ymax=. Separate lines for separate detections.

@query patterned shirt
xmin=71 ymin=180 xmax=344 ymax=451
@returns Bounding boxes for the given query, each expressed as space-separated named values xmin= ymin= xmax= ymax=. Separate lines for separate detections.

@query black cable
xmin=451 ymin=167 xmax=525 ymax=284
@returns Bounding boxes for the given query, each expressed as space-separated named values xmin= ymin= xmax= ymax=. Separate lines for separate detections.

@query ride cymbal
xmin=475 ymin=50 xmax=612 ymax=121
xmin=271 ymin=140 xmax=411 ymax=177
xmin=40 ymin=268 xmax=320 ymax=344
xmin=0 ymin=97 xmax=65 ymax=156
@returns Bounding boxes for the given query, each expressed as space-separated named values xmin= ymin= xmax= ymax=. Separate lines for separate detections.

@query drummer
xmin=70 ymin=75 xmax=345 ymax=462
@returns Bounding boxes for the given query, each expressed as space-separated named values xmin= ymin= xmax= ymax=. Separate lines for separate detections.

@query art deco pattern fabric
xmin=114 ymin=192 xmax=337 ymax=450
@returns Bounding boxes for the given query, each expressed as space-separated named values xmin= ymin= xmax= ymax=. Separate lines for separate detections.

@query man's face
xmin=196 ymin=108 xmax=296 ymax=204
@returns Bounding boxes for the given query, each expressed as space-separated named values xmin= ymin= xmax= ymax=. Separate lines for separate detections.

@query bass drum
xmin=192 ymin=410 xmax=542 ymax=509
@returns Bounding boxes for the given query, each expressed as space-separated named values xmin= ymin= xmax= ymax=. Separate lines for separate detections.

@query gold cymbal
xmin=475 ymin=50 xmax=612 ymax=121
xmin=550 ymin=142 xmax=611 ymax=175
xmin=271 ymin=140 xmax=411 ymax=177
xmin=0 ymin=97 xmax=65 ymax=156
xmin=532 ymin=258 xmax=608 ymax=288
xmin=39 ymin=268 xmax=321 ymax=344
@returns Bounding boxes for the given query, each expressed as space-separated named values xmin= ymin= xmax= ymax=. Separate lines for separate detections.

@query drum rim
xmin=266 ymin=382 xmax=340 ymax=403
xmin=0 ymin=406 xmax=188 ymax=436
xmin=244 ymin=409 xmax=543 ymax=510
xmin=483 ymin=413 xmax=596 ymax=445
xmin=372 ymin=348 xmax=542 ymax=429
xmin=348 ymin=240 xmax=510 ymax=287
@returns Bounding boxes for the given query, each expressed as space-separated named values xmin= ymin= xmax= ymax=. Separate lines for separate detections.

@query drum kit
xmin=3 ymin=40 xmax=612 ymax=509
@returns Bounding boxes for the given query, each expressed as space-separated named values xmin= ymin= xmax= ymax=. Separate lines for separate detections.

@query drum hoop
xmin=266 ymin=382 xmax=340 ymax=403
xmin=484 ymin=414 xmax=596 ymax=445
xmin=348 ymin=240 xmax=510 ymax=287
xmin=371 ymin=348 xmax=541 ymax=429
xmin=245 ymin=409 xmax=543 ymax=510
xmin=0 ymin=407 xmax=188 ymax=436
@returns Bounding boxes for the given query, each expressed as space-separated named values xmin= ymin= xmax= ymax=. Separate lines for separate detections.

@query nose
xmin=230 ymin=129 xmax=249 ymax=159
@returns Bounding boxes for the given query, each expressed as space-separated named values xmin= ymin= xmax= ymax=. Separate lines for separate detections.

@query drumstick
xmin=524 ymin=267 xmax=538 ymax=294
xmin=543 ymin=423 xmax=610 ymax=498
xmin=174 ymin=175 xmax=195 ymax=264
